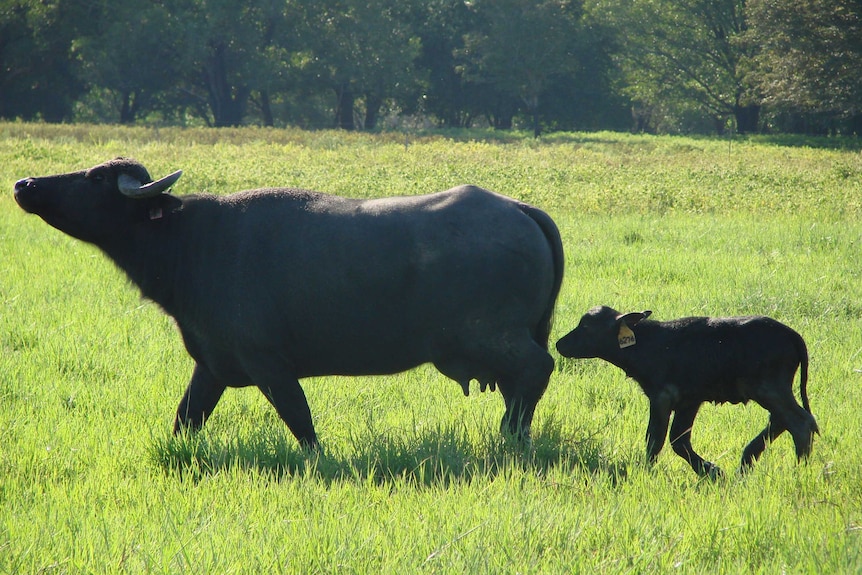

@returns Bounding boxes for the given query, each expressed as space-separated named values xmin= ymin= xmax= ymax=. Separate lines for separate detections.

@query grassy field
xmin=1 ymin=123 xmax=861 ymax=573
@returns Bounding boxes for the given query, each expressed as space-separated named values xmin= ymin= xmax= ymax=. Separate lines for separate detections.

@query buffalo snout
xmin=13 ymin=178 xmax=42 ymax=213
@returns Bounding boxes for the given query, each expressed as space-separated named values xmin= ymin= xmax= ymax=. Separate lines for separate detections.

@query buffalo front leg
xmin=669 ymin=403 xmax=722 ymax=479
xmin=258 ymin=380 xmax=318 ymax=450
xmin=174 ymin=363 xmax=227 ymax=434
xmin=254 ymin=376 xmax=318 ymax=450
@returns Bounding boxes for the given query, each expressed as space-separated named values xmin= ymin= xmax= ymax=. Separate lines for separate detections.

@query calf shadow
xmin=150 ymin=418 xmax=628 ymax=488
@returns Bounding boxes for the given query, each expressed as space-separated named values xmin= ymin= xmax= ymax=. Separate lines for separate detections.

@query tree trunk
xmin=119 ymin=90 xmax=135 ymax=124
xmin=734 ymin=104 xmax=760 ymax=134
xmin=258 ymin=90 xmax=274 ymax=127
xmin=205 ymin=43 xmax=248 ymax=127
xmin=335 ymin=83 xmax=355 ymax=130
xmin=364 ymin=93 xmax=383 ymax=131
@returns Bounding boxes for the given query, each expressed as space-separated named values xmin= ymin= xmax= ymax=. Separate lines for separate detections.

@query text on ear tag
xmin=618 ymin=323 xmax=636 ymax=348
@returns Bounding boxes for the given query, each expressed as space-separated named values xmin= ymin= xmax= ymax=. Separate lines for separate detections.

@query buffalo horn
xmin=118 ymin=169 xmax=183 ymax=199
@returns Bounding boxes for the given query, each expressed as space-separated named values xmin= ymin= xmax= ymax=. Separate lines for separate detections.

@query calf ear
xmin=620 ymin=310 xmax=651 ymax=327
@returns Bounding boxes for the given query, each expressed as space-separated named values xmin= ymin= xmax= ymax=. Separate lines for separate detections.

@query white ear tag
xmin=618 ymin=323 xmax=636 ymax=349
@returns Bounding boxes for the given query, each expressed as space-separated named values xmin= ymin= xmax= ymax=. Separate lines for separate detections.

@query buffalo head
xmin=14 ymin=157 xmax=182 ymax=243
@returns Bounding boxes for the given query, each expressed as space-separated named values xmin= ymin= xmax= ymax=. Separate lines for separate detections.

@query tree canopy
xmin=744 ymin=0 xmax=862 ymax=133
xmin=1 ymin=0 xmax=859 ymax=134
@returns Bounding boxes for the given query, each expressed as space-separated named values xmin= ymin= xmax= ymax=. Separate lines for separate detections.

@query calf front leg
xmin=645 ymin=393 xmax=673 ymax=464
xmin=669 ymin=404 xmax=722 ymax=479
xmin=174 ymin=363 xmax=227 ymax=434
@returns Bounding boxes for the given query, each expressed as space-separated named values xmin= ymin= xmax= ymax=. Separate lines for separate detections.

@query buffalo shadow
xmin=150 ymin=416 xmax=628 ymax=488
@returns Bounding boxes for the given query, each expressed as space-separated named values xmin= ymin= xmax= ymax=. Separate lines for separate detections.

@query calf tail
xmin=518 ymin=203 xmax=564 ymax=350
xmin=799 ymin=349 xmax=811 ymax=414
xmin=795 ymin=331 xmax=819 ymax=433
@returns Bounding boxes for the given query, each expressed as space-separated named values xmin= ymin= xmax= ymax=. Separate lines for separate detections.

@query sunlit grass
xmin=1 ymin=123 xmax=861 ymax=573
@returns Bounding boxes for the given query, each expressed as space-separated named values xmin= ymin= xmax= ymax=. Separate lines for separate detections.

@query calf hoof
xmin=700 ymin=462 xmax=723 ymax=480
xmin=297 ymin=435 xmax=321 ymax=452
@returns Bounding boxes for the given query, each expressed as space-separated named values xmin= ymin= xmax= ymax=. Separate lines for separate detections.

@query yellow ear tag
xmin=618 ymin=323 xmax=636 ymax=349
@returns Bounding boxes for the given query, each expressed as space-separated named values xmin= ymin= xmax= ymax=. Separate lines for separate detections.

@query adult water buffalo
xmin=15 ymin=158 xmax=564 ymax=448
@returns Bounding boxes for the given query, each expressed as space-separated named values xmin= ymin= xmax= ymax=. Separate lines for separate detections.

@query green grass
xmin=1 ymin=124 xmax=861 ymax=573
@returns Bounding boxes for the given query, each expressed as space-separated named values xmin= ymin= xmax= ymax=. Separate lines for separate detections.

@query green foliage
xmin=744 ymin=0 xmax=862 ymax=117
xmin=2 ymin=124 xmax=862 ymax=572
xmin=6 ymin=0 xmax=862 ymax=133
xmin=592 ymin=0 xmax=754 ymax=132
xmin=458 ymin=0 xmax=582 ymax=135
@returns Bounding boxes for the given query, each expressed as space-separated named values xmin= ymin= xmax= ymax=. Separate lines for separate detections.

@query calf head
xmin=556 ymin=305 xmax=651 ymax=358
xmin=14 ymin=157 xmax=182 ymax=243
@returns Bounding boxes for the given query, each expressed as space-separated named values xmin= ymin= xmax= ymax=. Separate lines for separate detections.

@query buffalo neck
xmin=98 ymin=202 xmax=193 ymax=316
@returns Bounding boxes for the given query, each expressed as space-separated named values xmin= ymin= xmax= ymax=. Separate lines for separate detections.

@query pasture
xmin=1 ymin=123 xmax=861 ymax=573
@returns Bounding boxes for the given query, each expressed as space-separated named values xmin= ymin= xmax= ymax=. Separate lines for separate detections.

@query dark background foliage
xmin=2 ymin=0 xmax=860 ymax=134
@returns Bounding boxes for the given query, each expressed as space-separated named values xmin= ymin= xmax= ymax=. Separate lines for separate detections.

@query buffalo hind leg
xmin=669 ymin=403 xmax=722 ymax=479
xmin=174 ymin=363 xmax=227 ymax=434
xmin=498 ymin=387 xmax=542 ymax=442
xmin=494 ymin=339 xmax=554 ymax=443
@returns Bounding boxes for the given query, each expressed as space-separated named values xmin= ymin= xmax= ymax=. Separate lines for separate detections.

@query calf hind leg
xmin=741 ymin=417 xmax=785 ymax=471
xmin=753 ymin=390 xmax=818 ymax=466
xmin=786 ymin=406 xmax=818 ymax=461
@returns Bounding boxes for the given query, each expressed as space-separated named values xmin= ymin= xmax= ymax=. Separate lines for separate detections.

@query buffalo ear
xmin=619 ymin=310 xmax=651 ymax=327
xmin=160 ymin=193 xmax=183 ymax=213
xmin=144 ymin=193 xmax=183 ymax=221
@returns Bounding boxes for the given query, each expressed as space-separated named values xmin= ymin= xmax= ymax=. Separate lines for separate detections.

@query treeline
xmin=2 ymin=0 xmax=861 ymax=135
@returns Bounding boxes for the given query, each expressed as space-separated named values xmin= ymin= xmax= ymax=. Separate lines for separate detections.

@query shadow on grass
xmin=747 ymin=133 xmax=862 ymax=151
xmin=149 ymin=418 xmax=628 ymax=488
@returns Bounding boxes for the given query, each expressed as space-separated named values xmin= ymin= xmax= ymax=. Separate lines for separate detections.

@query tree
xmin=458 ymin=0 xmax=582 ymax=136
xmin=596 ymin=0 xmax=759 ymax=133
xmin=744 ymin=0 xmax=862 ymax=131
xmin=166 ymin=0 xmax=299 ymax=127
xmin=0 ymin=0 xmax=84 ymax=121
xmin=540 ymin=4 xmax=632 ymax=132
xmin=72 ymin=0 xmax=184 ymax=124
xmin=410 ymin=0 xmax=483 ymax=127
xmin=305 ymin=0 xmax=421 ymax=130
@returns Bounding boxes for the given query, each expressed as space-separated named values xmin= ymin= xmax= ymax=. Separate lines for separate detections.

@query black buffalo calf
xmin=556 ymin=306 xmax=819 ymax=478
